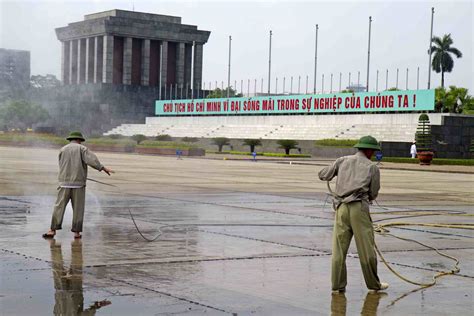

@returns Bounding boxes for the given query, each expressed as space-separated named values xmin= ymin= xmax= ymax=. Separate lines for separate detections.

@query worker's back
xmin=318 ymin=151 xmax=380 ymax=206
xmin=58 ymin=143 xmax=103 ymax=187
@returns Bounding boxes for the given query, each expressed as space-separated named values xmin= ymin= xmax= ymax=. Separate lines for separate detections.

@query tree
xmin=206 ymin=87 xmax=242 ymax=99
xmin=0 ymin=100 xmax=49 ymax=131
xmin=107 ymin=134 xmax=123 ymax=139
xmin=242 ymin=139 xmax=262 ymax=153
xmin=30 ymin=74 xmax=61 ymax=88
xmin=277 ymin=139 xmax=299 ymax=155
xmin=435 ymin=86 xmax=474 ymax=113
xmin=155 ymin=134 xmax=172 ymax=141
xmin=212 ymin=137 xmax=230 ymax=152
xmin=131 ymin=134 xmax=147 ymax=144
xmin=415 ymin=114 xmax=432 ymax=152
xmin=182 ymin=136 xmax=198 ymax=143
xmin=431 ymin=34 xmax=462 ymax=88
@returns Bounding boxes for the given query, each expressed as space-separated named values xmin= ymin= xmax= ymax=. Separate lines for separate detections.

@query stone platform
xmin=0 ymin=146 xmax=473 ymax=315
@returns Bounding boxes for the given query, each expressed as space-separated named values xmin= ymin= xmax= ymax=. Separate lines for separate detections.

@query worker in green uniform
xmin=42 ymin=131 xmax=114 ymax=239
xmin=318 ymin=135 xmax=388 ymax=293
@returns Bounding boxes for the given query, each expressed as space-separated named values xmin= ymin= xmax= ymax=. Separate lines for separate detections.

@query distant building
xmin=55 ymin=9 xmax=210 ymax=88
xmin=21 ymin=9 xmax=212 ymax=135
xmin=30 ymin=74 xmax=61 ymax=89
xmin=0 ymin=48 xmax=30 ymax=89
xmin=346 ymin=83 xmax=366 ymax=92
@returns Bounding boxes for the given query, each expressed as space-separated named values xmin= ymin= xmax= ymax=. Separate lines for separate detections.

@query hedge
xmin=207 ymin=150 xmax=311 ymax=158
xmin=0 ymin=133 xmax=67 ymax=146
xmin=315 ymin=139 xmax=358 ymax=147
xmin=86 ymin=137 xmax=136 ymax=147
xmin=262 ymin=153 xmax=311 ymax=158
xmin=0 ymin=133 xmax=141 ymax=147
xmin=137 ymin=140 xmax=198 ymax=149
xmin=373 ymin=156 xmax=474 ymax=166
xmin=0 ymin=133 xmax=203 ymax=152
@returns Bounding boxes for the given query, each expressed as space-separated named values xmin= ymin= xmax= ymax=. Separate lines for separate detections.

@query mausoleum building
xmin=56 ymin=9 xmax=210 ymax=89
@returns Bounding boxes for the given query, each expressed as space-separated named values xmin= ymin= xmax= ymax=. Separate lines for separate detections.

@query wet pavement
xmin=0 ymin=146 xmax=473 ymax=315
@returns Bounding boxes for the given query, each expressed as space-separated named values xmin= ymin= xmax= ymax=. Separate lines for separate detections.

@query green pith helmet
xmin=353 ymin=135 xmax=380 ymax=151
xmin=66 ymin=131 xmax=85 ymax=141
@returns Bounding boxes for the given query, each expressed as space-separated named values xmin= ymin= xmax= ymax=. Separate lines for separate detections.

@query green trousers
xmin=50 ymin=187 xmax=86 ymax=233
xmin=331 ymin=201 xmax=381 ymax=291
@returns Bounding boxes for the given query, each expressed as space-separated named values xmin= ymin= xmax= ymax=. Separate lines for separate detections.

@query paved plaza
xmin=1 ymin=146 xmax=473 ymax=315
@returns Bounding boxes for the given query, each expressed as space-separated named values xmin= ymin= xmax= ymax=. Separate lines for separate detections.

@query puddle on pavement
xmin=1 ymin=190 xmax=473 ymax=315
xmin=48 ymin=239 xmax=112 ymax=314
xmin=0 ymin=206 xmax=29 ymax=225
xmin=331 ymin=292 xmax=387 ymax=316
xmin=1 ymin=240 xmax=215 ymax=315
xmin=0 ymin=239 xmax=115 ymax=315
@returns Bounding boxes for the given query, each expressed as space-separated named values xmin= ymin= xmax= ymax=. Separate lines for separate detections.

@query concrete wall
xmin=146 ymin=113 xmax=445 ymax=126
xmin=151 ymin=114 xmax=472 ymax=159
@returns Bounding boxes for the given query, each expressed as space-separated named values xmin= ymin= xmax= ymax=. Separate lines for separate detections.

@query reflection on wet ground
xmin=0 ymin=147 xmax=473 ymax=315
xmin=49 ymin=239 xmax=111 ymax=315
xmin=330 ymin=292 xmax=386 ymax=316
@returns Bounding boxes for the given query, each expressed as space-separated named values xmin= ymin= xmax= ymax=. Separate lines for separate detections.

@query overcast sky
xmin=1 ymin=0 xmax=472 ymax=92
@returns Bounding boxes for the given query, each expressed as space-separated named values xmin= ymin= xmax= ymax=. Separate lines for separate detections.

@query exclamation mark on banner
xmin=413 ymin=94 xmax=416 ymax=107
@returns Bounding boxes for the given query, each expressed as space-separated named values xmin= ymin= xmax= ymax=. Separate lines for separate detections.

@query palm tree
xmin=242 ymin=139 xmax=262 ymax=153
xmin=212 ymin=137 xmax=230 ymax=152
xmin=431 ymin=34 xmax=462 ymax=88
xmin=277 ymin=139 xmax=298 ymax=155
xmin=131 ymin=134 xmax=147 ymax=144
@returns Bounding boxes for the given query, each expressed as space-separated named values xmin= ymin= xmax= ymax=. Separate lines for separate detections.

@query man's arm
xmin=58 ymin=149 xmax=63 ymax=164
xmin=318 ymin=158 xmax=342 ymax=181
xmin=368 ymin=164 xmax=380 ymax=201
xmin=81 ymin=147 xmax=114 ymax=175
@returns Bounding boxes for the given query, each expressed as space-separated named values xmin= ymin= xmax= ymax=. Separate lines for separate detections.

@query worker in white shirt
xmin=410 ymin=141 xmax=417 ymax=158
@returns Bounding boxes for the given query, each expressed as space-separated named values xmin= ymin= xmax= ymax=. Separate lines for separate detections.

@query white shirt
xmin=410 ymin=144 xmax=417 ymax=154
xmin=60 ymin=185 xmax=84 ymax=189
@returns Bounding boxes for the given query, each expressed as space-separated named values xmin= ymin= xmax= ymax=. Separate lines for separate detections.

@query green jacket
xmin=58 ymin=143 xmax=104 ymax=187
xmin=318 ymin=151 xmax=380 ymax=210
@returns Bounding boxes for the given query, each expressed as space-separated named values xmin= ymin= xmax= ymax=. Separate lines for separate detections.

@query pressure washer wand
xmin=87 ymin=178 xmax=117 ymax=187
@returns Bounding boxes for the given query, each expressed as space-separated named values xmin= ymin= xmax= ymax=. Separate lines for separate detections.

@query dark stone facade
xmin=381 ymin=115 xmax=474 ymax=159
xmin=431 ymin=115 xmax=474 ymax=159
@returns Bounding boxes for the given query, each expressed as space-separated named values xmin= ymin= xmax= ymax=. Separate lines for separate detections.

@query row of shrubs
xmin=2 ymin=133 xmax=471 ymax=164
xmin=315 ymin=139 xmax=358 ymax=147
xmin=0 ymin=133 xmax=198 ymax=150
xmin=0 ymin=132 xmax=68 ymax=146
xmin=109 ymin=133 xmax=199 ymax=144
xmin=372 ymin=157 xmax=474 ymax=166
xmin=207 ymin=150 xmax=311 ymax=158
xmin=0 ymin=133 xmax=310 ymax=157
xmin=212 ymin=138 xmax=304 ymax=156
